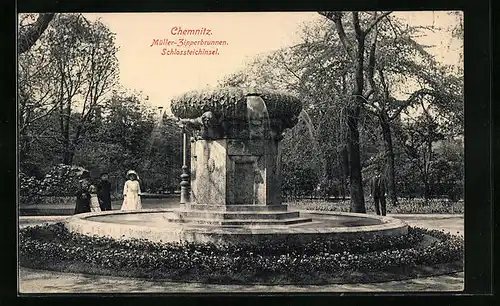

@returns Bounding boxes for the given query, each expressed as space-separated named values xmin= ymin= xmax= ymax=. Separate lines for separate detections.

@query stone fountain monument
xmin=65 ymin=87 xmax=407 ymax=246
xmin=170 ymin=87 xmax=312 ymax=226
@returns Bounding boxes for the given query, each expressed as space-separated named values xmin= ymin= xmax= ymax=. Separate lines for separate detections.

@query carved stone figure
xmin=179 ymin=111 xmax=222 ymax=139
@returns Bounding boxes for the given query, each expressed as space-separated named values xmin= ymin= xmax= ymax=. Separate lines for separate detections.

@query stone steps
xmin=187 ymin=204 xmax=288 ymax=212
xmin=178 ymin=210 xmax=300 ymax=220
xmin=166 ymin=216 xmax=313 ymax=226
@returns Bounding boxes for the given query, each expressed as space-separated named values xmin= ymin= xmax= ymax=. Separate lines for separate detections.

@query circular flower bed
xmin=19 ymin=223 xmax=463 ymax=285
xmin=170 ymin=87 xmax=303 ymax=126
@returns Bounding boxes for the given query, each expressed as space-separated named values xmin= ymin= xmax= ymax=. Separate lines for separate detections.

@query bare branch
xmin=366 ymin=21 xmax=378 ymax=98
xmin=364 ymin=11 xmax=393 ymax=35
xmin=389 ymin=88 xmax=436 ymax=120
xmin=319 ymin=12 xmax=355 ymax=61
xmin=377 ymin=68 xmax=389 ymax=100
xmin=20 ymin=102 xmax=60 ymax=132
xmin=353 ymin=94 xmax=381 ymax=113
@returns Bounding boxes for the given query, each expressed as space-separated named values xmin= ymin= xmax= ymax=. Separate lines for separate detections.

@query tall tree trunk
xmin=379 ymin=114 xmax=398 ymax=206
xmin=341 ymin=143 xmax=349 ymax=200
xmin=347 ymin=107 xmax=365 ymax=213
xmin=65 ymin=124 xmax=85 ymax=166
xmin=423 ymin=174 xmax=430 ymax=204
xmin=61 ymin=104 xmax=71 ymax=165
xmin=348 ymin=26 xmax=366 ymax=213
xmin=322 ymin=151 xmax=330 ymax=181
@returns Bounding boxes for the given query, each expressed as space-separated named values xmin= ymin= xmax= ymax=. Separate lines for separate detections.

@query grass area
xmin=288 ymin=198 xmax=464 ymax=214
xmin=19 ymin=223 xmax=464 ymax=285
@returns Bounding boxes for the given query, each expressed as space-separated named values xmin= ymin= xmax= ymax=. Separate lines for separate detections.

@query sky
xmin=83 ymin=11 xmax=463 ymax=113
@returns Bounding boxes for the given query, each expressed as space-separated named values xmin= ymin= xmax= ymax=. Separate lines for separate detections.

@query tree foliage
xmin=217 ymin=12 xmax=463 ymax=204
xmin=19 ymin=14 xmax=184 ymax=201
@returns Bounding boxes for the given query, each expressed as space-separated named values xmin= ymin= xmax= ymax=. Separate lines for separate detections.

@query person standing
xmin=89 ymin=184 xmax=101 ymax=212
xmin=97 ymin=172 xmax=112 ymax=211
xmin=370 ymin=170 xmax=387 ymax=216
xmin=121 ymin=170 xmax=142 ymax=211
xmin=74 ymin=178 xmax=91 ymax=214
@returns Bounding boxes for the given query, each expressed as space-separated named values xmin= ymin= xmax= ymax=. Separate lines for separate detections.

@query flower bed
xmin=288 ymin=198 xmax=464 ymax=214
xmin=19 ymin=223 xmax=463 ymax=285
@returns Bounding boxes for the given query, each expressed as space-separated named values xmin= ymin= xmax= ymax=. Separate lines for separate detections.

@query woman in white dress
xmin=121 ymin=170 xmax=142 ymax=211
xmin=89 ymin=184 xmax=101 ymax=212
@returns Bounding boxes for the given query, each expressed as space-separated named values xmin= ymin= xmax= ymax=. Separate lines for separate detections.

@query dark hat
xmin=100 ymin=172 xmax=109 ymax=176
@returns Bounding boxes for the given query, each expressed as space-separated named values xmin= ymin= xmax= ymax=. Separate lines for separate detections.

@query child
xmin=89 ymin=184 xmax=102 ymax=212
xmin=74 ymin=179 xmax=91 ymax=214
xmin=97 ymin=172 xmax=112 ymax=211
xmin=121 ymin=170 xmax=142 ymax=211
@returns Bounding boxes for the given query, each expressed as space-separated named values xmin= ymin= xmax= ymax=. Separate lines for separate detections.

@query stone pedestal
xmin=179 ymin=135 xmax=312 ymax=225
xmin=189 ymin=139 xmax=281 ymax=208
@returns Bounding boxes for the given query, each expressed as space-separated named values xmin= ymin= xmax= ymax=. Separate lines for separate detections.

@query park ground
xmin=18 ymin=201 xmax=464 ymax=293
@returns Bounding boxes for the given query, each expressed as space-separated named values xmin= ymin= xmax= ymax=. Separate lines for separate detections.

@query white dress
xmin=90 ymin=193 xmax=101 ymax=212
xmin=121 ymin=180 xmax=142 ymax=211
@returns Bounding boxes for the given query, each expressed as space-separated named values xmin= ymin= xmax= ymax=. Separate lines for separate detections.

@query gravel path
xmin=18 ymin=267 xmax=464 ymax=293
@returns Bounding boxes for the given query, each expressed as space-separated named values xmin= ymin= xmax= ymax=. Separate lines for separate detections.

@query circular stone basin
xmin=65 ymin=209 xmax=408 ymax=245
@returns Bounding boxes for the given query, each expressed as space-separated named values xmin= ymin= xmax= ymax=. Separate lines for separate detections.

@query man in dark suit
xmin=370 ymin=170 xmax=387 ymax=216
xmin=97 ymin=172 xmax=112 ymax=211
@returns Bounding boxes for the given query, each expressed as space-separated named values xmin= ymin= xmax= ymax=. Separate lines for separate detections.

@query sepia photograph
xmin=17 ymin=10 xmax=466 ymax=294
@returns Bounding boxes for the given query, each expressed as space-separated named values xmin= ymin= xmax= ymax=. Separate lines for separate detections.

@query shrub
xmin=19 ymin=223 xmax=463 ymax=284
xmin=20 ymin=164 xmax=90 ymax=205
xmin=315 ymin=179 xmax=345 ymax=199
xmin=281 ymin=166 xmax=319 ymax=198
xmin=19 ymin=173 xmax=42 ymax=205
xmin=391 ymin=198 xmax=464 ymax=214
xmin=39 ymin=164 xmax=83 ymax=196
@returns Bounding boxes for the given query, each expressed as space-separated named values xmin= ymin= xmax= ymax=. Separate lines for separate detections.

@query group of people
xmin=74 ymin=168 xmax=387 ymax=215
xmin=74 ymin=169 xmax=143 ymax=214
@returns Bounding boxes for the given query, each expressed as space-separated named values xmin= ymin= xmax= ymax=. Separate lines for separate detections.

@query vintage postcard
xmin=17 ymin=11 xmax=465 ymax=294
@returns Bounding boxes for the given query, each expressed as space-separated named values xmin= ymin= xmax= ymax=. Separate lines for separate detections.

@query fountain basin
xmin=64 ymin=209 xmax=408 ymax=246
xmin=171 ymin=87 xmax=302 ymax=126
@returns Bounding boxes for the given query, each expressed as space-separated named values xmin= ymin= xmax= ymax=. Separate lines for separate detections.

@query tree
xmin=428 ymin=138 xmax=463 ymax=202
xmin=356 ymin=14 xmax=463 ymax=206
xmin=18 ymin=13 xmax=55 ymax=54
xmin=19 ymin=14 xmax=186 ymax=196
xmin=399 ymin=102 xmax=446 ymax=203
xmin=18 ymin=33 xmax=59 ymax=165
xmin=317 ymin=11 xmax=392 ymax=213
xmin=37 ymin=14 xmax=119 ymax=164
xmin=218 ymin=13 xmax=463 ymax=208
